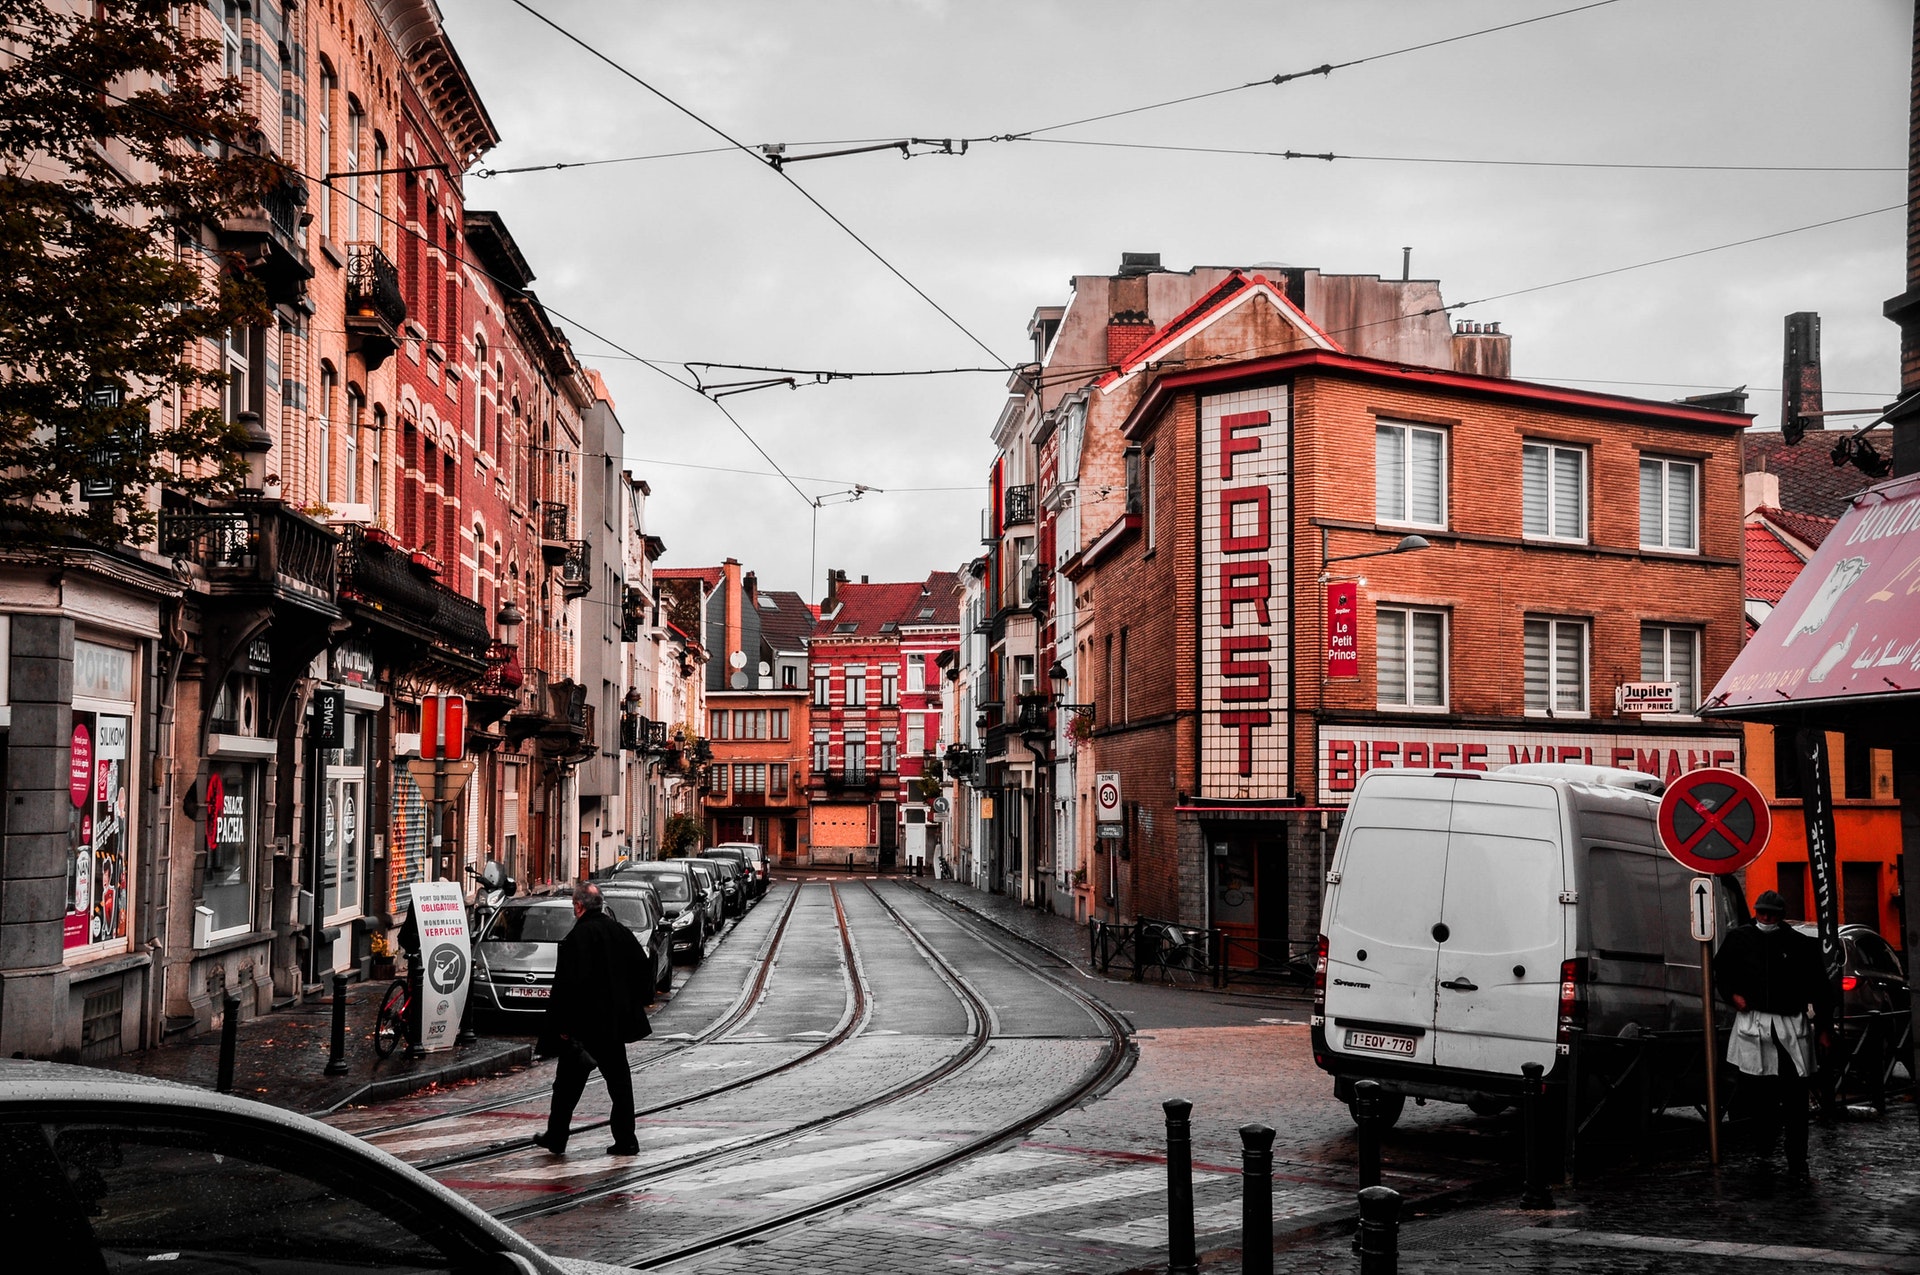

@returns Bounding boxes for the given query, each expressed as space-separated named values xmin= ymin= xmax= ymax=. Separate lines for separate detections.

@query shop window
xmin=320 ymin=713 xmax=370 ymax=934
xmin=205 ymin=762 xmax=257 ymax=940
xmin=66 ymin=706 xmax=132 ymax=954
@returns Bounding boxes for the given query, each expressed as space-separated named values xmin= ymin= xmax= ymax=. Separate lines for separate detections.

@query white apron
xmin=1727 ymin=1008 xmax=1814 ymax=1078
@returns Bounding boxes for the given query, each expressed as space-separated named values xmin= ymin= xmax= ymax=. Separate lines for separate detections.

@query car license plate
xmin=508 ymin=986 xmax=550 ymax=999
xmin=1345 ymin=1029 xmax=1416 ymax=1057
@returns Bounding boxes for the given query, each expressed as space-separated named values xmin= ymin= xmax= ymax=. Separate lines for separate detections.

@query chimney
xmin=1117 ymin=252 xmax=1162 ymax=276
xmin=1744 ymin=469 xmax=1782 ymax=516
xmin=860 ymin=574 xmax=869 ymax=584
xmin=722 ymin=559 xmax=743 ymax=678
xmin=1450 ymin=320 xmax=1512 ymax=379
xmin=824 ymin=567 xmax=848 ymax=611
xmin=1782 ymin=311 xmax=1823 ymax=444
xmin=743 ymin=570 xmax=756 ymax=601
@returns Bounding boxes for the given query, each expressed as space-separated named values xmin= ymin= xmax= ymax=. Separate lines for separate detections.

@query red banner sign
xmin=1326 ymin=582 xmax=1358 ymax=678
xmin=69 ymin=722 xmax=91 ymax=808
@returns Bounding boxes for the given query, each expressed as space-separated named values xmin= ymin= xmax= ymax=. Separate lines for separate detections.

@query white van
xmin=1311 ymin=765 xmax=1744 ymax=1134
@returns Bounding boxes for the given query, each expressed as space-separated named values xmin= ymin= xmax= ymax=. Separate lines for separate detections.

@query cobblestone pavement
xmin=311 ymin=874 xmax=1920 ymax=1275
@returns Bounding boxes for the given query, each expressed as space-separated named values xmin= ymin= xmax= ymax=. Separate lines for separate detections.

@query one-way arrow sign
xmin=1689 ymin=875 xmax=1716 ymax=943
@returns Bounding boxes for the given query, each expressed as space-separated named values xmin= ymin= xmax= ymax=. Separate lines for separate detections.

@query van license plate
xmin=1345 ymin=1029 xmax=1416 ymax=1057
xmin=509 ymin=987 xmax=550 ymax=999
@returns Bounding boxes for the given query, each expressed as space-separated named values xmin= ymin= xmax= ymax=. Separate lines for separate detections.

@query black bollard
xmin=324 ymin=973 xmax=350 ymax=1076
xmin=1239 ymin=1123 xmax=1276 ymax=1275
xmin=1520 ymin=1061 xmax=1554 ymax=1209
xmin=1355 ymin=1079 xmax=1383 ymax=1189
xmin=215 ymin=993 xmax=241 ymax=1093
xmin=1356 ymin=1185 xmax=1401 ymax=1275
xmin=1163 ymin=1099 xmax=1197 ymax=1275
xmin=1132 ymin=917 xmax=1147 ymax=983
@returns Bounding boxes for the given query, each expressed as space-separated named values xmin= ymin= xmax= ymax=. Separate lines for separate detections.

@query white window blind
xmin=1639 ymin=457 xmax=1698 ymax=551
xmin=1523 ymin=443 xmax=1586 ymax=541
xmin=1524 ymin=617 xmax=1587 ymax=715
xmin=1376 ymin=422 xmax=1446 ymax=526
xmin=1641 ymin=623 xmax=1700 ymax=712
xmin=1377 ymin=607 xmax=1446 ymax=709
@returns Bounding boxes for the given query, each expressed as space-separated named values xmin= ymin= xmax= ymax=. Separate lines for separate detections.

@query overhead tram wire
xmin=501 ymin=0 xmax=1023 ymax=385
xmin=1012 ymin=137 xmax=1903 ymax=175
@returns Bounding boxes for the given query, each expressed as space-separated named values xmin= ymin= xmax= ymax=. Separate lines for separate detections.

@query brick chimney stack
xmin=1886 ymin=4 xmax=1920 ymax=473
xmin=722 ymin=558 xmax=743 ymax=675
xmin=1781 ymin=311 xmax=1824 ymax=444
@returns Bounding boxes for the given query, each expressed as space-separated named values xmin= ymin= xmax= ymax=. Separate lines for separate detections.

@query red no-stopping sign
xmin=1657 ymin=767 xmax=1771 ymax=875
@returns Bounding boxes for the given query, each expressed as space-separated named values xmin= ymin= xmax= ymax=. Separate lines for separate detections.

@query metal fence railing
xmin=1090 ymin=918 xmax=1318 ymax=989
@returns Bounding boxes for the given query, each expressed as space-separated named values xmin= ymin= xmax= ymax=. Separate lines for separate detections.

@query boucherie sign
xmin=1199 ymin=387 xmax=1290 ymax=798
xmin=1316 ymin=725 xmax=1742 ymax=805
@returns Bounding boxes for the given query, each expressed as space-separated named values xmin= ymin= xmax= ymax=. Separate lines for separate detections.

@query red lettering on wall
xmin=1221 ymin=562 xmax=1272 ymax=627
xmin=1713 ymin=750 xmax=1735 ymax=768
xmin=1374 ymin=742 xmax=1399 ymax=768
xmin=1327 ymin=739 xmax=1357 ymax=791
xmin=1220 ymin=485 xmax=1271 ymax=554
xmin=1219 ymin=411 xmax=1270 ymax=479
xmin=1463 ymin=744 xmax=1488 ymax=770
xmin=1220 ymin=635 xmax=1272 ymax=701
xmin=1220 ymin=710 xmax=1271 ymax=776
xmin=1638 ymin=747 xmax=1662 ymax=775
xmin=1612 ymin=748 xmax=1635 ymax=769
xmin=1405 ymin=743 xmax=1430 ymax=768
xmin=1434 ymin=743 xmax=1459 ymax=769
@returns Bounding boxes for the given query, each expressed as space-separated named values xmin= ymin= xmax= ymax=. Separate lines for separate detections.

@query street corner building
xmin=965 ymin=255 xmax=1752 ymax=967
xmin=0 ymin=0 xmax=671 ymax=1059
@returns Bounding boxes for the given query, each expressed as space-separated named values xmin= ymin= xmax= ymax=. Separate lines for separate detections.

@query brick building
xmin=1066 ymin=270 xmax=1750 ymax=963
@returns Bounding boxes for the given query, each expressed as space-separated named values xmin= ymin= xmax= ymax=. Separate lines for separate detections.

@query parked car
xmin=701 ymin=856 xmax=748 ymax=918
xmin=1 ymin=1061 xmax=630 ymax=1274
xmin=1314 ymin=764 xmax=1746 ymax=1131
xmin=472 ymin=896 xmax=575 ymax=1022
xmin=685 ymin=860 xmax=727 ymax=931
xmin=598 ymin=879 xmax=675 ymax=997
xmin=1790 ymin=922 xmax=1911 ymax=1015
xmin=615 ymin=861 xmax=717 ymax=965
xmin=706 ymin=843 xmax=769 ymax=898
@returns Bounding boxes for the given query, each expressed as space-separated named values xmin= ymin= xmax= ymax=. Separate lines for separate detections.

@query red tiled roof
xmin=655 ymin=565 xmax=724 ymax=588
xmin=815 ymin=571 xmax=961 ymax=638
xmin=1744 ymin=521 xmax=1808 ymax=606
xmin=1755 ymin=505 xmax=1837 ymax=550
xmin=1744 ymin=433 xmax=1873 ymax=519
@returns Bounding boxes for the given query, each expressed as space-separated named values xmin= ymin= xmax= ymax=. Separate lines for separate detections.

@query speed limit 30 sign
xmin=1095 ymin=771 xmax=1123 ymax=839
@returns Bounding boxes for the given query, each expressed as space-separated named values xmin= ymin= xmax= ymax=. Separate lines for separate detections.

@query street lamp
xmin=495 ymin=598 xmax=523 ymax=648
xmin=1046 ymin=660 xmax=1096 ymax=720
xmin=1317 ymin=529 xmax=1429 ymax=583
xmin=232 ymin=410 xmax=274 ymax=494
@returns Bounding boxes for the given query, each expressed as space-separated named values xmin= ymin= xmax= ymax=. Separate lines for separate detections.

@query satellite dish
xmin=730 ymin=670 xmax=749 ymax=689
xmin=729 ymin=650 xmax=747 ymax=670
xmin=758 ymin=661 xmax=771 ymax=676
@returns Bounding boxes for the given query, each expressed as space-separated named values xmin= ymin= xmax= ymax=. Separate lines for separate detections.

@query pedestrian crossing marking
xmin=654 ymin=1137 xmax=944 ymax=1192
xmin=371 ymin=1128 xmax=507 ymax=1155
xmin=914 ymin=1165 xmax=1167 ymax=1223
xmin=492 ymin=1134 xmax=743 ymax=1180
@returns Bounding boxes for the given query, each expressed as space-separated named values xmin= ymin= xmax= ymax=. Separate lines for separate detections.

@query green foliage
xmin=0 ymin=0 xmax=278 ymax=545
xmin=662 ymin=813 xmax=704 ymax=857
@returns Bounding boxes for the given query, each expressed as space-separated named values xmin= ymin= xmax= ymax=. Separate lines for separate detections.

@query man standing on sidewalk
xmin=533 ymin=881 xmax=652 ymax=1156
xmin=1713 ymin=890 xmax=1832 ymax=1184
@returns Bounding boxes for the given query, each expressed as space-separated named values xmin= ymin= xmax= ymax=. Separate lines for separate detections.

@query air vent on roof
xmin=835 ymin=622 xmax=857 ymax=634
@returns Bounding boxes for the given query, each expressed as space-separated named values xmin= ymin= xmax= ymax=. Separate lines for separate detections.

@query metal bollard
xmin=1354 ymin=1079 xmax=1382 ymax=1189
xmin=324 ymin=973 xmax=350 ymax=1076
xmin=1132 ymin=918 xmax=1147 ymax=983
xmin=1356 ymin=1185 xmax=1401 ymax=1275
xmin=1239 ymin=1123 xmax=1276 ymax=1275
xmin=216 ymin=993 xmax=241 ymax=1093
xmin=1163 ymin=1099 xmax=1197 ymax=1275
xmin=1520 ymin=1061 xmax=1553 ymax=1208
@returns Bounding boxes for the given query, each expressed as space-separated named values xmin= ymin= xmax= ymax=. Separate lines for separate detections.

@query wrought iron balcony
xmin=622 ymin=712 xmax=647 ymax=752
xmin=558 ymin=539 xmax=591 ymax=599
xmin=345 ymin=243 xmax=406 ymax=370
xmin=218 ymin=175 xmax=312 ymax=307
xmin=816 ymin=767 xmax=879 ymax=794
xmin=540 ymin=502 xmax=571 ymax=566
xmin=334 ymin=525 xmax=490 ymax=656
xmin=1016 ymin=693 xmax=1053 ymax=740
xmin=1003 ymin=484 xmax=1035 ymax=530
xmin=159 ymin=499 xmax=338 ymax=602
xmin=476 ymin=641 xmax=523 ymax=696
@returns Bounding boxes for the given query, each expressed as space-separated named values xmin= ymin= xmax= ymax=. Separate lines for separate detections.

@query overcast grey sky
xmin=441 ymin=0 xmax=1910 ymax=601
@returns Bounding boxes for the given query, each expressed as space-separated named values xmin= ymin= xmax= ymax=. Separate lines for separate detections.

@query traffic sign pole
xmin=1700 ymin=936 xmax=1719 ymax=1167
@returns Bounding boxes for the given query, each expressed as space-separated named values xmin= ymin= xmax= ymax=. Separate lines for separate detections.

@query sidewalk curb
xmin=310 ymin=1042 xmax=536 ymax=1117
xmin=905 ymin=879 xmax=1314 ymax=1006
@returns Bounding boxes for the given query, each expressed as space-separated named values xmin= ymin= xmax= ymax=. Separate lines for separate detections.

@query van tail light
xmin=1557 ymin=957 xmax=1587 ymax=1044
xmin=1842 ymin=974 xmax=1858 ymax=992
xmin=1312 ymin=934 xmax=1329 ymax=1014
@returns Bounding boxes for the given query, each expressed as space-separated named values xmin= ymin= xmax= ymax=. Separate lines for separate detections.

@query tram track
xmin=347 ymin=883 xmax=807 ymax=1158
xmin=614 ymin=880 xmax=1136 ymax=1269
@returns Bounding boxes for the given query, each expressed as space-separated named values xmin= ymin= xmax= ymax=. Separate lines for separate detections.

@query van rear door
xmin=1430 ymin=779 xmax=1567 ymax=1075
xmin=1323 ymin=774 xmax=1454 ymax=1066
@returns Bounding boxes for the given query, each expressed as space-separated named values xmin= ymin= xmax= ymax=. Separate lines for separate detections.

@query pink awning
xmin=1707 ymin=471 xmax=1920 ymax=715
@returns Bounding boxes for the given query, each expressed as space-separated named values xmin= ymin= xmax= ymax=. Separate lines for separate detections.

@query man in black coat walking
xmin=1713 ymin=890 xmax=1833 ymax=1183
xmin=533 ymin=881 xmax=653 ymax=1156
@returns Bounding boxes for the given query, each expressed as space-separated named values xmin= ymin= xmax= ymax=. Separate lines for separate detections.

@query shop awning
xmin=1704 ymin=470 xmax=1920 ymax=735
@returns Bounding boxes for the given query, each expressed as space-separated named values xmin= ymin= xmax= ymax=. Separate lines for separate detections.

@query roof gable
xmin=1100 ymin=271 xmax=1341 ymax=393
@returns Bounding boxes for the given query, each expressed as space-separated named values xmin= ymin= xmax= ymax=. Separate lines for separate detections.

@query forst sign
xmin=1199 ymin=388 xmax=1290 ymax=798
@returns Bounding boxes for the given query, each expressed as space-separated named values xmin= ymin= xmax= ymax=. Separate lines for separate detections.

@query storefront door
xmin=319 ymin=712 xmax=371 ymax=972
xmin=1209 ymin=825 xmax=1288 ymax=970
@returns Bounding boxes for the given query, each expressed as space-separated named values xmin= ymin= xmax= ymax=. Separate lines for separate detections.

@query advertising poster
xmin=66 ymin=713 xmax=130 ymax=950
xmin=407 ymin=881 xmax=471 ymax=1052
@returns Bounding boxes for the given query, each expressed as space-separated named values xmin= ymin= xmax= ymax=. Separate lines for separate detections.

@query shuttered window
xmin=1377 ymin=606 xmax=1447 ymax=710
xmin=1524 ymin=617 xmax=1588 ymax=716
xmin=1639 ymin=456 xmax=1698 ymax=552
xmin=1522 ymin=443 xmax=1586 ymax=541
xmin=1376 ymin=422 xmax=1447 ymax=526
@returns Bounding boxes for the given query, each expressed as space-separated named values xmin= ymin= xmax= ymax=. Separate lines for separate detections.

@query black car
xmin=701 ymin=856 xmax=748 ymax=919
xmin=1791 ymin=922 xmax=1912 ymax=1015
xmin=615 ymin=862 xmax=715 ymax=964
xmin=599 ymin=879 xmax=676 ymax=996
xmin=3 ymin=1061 xmax=629 ymax=1273
xmin=703 ymin=845 xmax=766 ymax=900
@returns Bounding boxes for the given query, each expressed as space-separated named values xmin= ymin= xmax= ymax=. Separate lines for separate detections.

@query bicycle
xmin=373 ymin=977 xmax=412 ymax=1058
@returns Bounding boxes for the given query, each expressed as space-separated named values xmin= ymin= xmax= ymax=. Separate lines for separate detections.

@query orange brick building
xmin=1066 ymin=274 xmax=1751 ymax=960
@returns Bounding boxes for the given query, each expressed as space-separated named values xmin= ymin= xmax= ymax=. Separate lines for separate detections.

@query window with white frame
xmin=316 ymin=68 xmax=335 ymax=241
xmin=1522 ymin=442 xmax=1586 ymax=541
xmin=316 ymin=366 xmax=335 ymax=503
xmin=906 ymin=714 xmax=925 ymax=754
xmin=1376 ymin=606 xmax=1447 ymax=710
xmin=220 ymin=1 xmax=243 ymax=76
xmin=845 ymin=666 xmax=866 ymax=707
xmin=811 ymin=729 xmax=829 ymax=773
xmin=846 ymin=731 xmax=867 ymax=775
xmin=1524 ymin=617 xmax=1588 ymax=716
xmin=1144 ymin=448 xmax=1158 ymax=551
xmin=1639 ymin=455 xmax=1698 ymax=552
xmin=1641 ymin=623 xmax=1701 ymax=713
xmin=880 ymin=668 xmax=898 ymax=706
xmin=812 ymin=667 xmax=830 ymax=707
xmin=1375 ymin=421 xmax=1447 ymax=527
xmin=907 ymin=653 xmax=926 ymax=693
xmin=344 ymin=388 xmax=363 ymax=504
xmin=344 ymin=104 xmax=363 ymax=243
xmin=880 ymin=730 xmax=897 ymax=773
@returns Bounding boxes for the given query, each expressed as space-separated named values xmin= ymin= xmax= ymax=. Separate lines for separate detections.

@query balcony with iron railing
xmin=218 ymin=174 xmax=312 ymax=306
xmin=334 ymin=525 xmax=490 ymax=659
xmin=540 ymin=502 xmax=571 ymax=565
xmin=345 ymin=243 xmax=406 ymax=369
xmin=558 ymin=539 xmax=591 ymax=599
xmin=1002 ymin=483 xmax=1035 ymax=530
xmin=159 ymin=498 xmax=339 ymax=604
